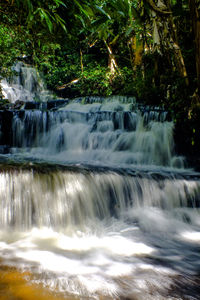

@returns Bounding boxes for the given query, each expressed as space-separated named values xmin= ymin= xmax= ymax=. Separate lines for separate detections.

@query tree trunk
xmin=104 ymin=40 xmax=120 ymax=76
xmin=189 ymin=0 xmax=200 ymax=99
xmin=146 ymin=0 xmax=189 ymax=85
xmin=80 ymin=49 xmax=84 ymax=74
xmin=127 ymin=36 xmax=135 ymax=71
xmin=165 ymin=0 xmax=189 ymax=86
xmin=168 ymin=18 xmax=189 ymax=86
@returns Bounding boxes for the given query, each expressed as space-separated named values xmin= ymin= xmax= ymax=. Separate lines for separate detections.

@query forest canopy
xmin=0 ymin=0 xmax=200 ymax=154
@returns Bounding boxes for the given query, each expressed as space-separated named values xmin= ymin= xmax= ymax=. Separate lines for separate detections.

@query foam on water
xmin=0 ymin=95 xmax=200 ymax=299
xmin=0 ymin=168 xmax=199 ymax=299
xmin=9 ymin=99 xmax=184 ymax=170
xmin=1 ymin=62 xmax=53 ymax=103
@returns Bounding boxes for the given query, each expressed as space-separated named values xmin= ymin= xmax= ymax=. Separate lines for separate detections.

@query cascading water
xmin=9 ymin=98 xmax=183 ymax=168
xmin=0 ymin=61 xmax=53 ymax=103
xmin=0 ymin=96 xmax=200 ymax=299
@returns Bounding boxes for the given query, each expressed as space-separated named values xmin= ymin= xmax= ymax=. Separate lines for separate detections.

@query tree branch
xmin=145 ymin=0 xmax=171 ymax=15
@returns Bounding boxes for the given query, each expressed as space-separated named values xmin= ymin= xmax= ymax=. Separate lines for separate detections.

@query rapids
xmin=0 ymin=93 xmax=200 ymax=299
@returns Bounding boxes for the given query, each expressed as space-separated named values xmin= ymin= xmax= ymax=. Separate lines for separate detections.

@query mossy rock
xmin=0 ymin=99 xmax=11 ymax=110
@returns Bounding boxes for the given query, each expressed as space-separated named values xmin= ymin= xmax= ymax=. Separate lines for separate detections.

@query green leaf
xmin=117 ymin=11 xmax=125 ymax=17
xmin=94 ymin=5 xmax=111 ymax=20
xmin=73 ymin=0 xmax=91 ymax=19
xmin=75 ymin=14 xmax=86 ymax=28
xmin=27 ymin=0 xmax=33 ymax=12
xmin=54 ymin=13 xmax=67 ymax=32
xmin=125 ymin=26 xmax=134 ymax=36
xmin=38 ymin=9 xmax=54 ymax=33
xmin=53 ymin=0 xmax=67 ymax=8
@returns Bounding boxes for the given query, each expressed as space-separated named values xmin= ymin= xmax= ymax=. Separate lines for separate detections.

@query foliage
xmin=74 ymin=65 xmax=133 ymax=97
xmin=0 ymin=0 xmax=69 ymax=75
xmin=0 ymin=25 xmax=26 ymax=77
xmin=76 ymin=65 xmax=112 ymax=96
xmin=41 ymin=51 xmax=82 ymax=90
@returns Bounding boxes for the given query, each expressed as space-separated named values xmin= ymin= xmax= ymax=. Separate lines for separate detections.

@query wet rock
xmin=0 ymin=110 xmax=13 ymax=146
xmin=0 ymin=145 xmax=9 ymax=154
xmin=13 ymin=100 xmax=25 ymax=110
xmin=24 ymin=101 xmax=40 ymax=110
xmin=0 ymin=99 xmax=12 ymax=110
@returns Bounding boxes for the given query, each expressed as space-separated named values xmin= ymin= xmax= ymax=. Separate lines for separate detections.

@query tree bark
xmin=189 ymin=0 xmax=200 ymax=98
xmin=167 ymin=10 xmax=189 ymax=86
xmin=147 ymin=0 xmax=189 ymax=86
xmin=80 ymin=49 xmax=84 ymax=74
xmin=146 ymin=0 xmax=171 ymax=14
xmin=104 ymin=40 xmax=121 ymax=76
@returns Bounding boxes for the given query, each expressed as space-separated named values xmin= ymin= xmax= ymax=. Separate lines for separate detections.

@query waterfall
xmin=0 ymin=62 xmax=53 ymax=103
xmin=0 ymin=96 xmax=200 ymax=299
xmin=8 ymin=98 xmax=183 ymax=168
xmin=0 ymin=167 xmax=200 ymax=230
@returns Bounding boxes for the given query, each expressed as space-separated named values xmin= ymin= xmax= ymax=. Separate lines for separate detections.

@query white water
xmin=11 ymin=99 xmax=184 ymax=169
xmin=0 ymin=98 xmax=200 ymax=299
xmin=1 ymin=62 xmax=53 ymax=103
xmin=0 ymin=169 xmax=200 ymax=299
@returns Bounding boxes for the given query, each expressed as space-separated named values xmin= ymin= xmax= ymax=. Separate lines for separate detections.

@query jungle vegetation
xmin=0 ymin=0 xmax=200 ymax=157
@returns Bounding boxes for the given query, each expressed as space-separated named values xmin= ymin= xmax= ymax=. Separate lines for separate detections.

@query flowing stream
xmin=0 ymin=93 xmax=200 ymax=299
